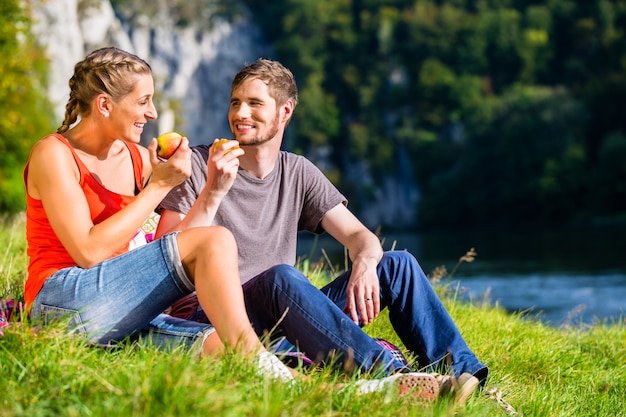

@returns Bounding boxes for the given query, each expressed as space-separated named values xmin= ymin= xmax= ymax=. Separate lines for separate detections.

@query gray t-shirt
xmin=159 ymin=145 xmax=346 ymax=283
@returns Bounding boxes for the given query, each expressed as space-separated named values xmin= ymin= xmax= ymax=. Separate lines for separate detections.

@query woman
xmin=23 ymin=46 xmax=293 ymax=381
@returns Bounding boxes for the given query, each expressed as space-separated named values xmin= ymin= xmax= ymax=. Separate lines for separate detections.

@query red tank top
xmin=23 ymin=134 xmax=145 ymax=305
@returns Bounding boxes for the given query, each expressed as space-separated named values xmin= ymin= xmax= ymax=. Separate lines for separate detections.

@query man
xmin=156 ymin=59 xmax=488 ymax=402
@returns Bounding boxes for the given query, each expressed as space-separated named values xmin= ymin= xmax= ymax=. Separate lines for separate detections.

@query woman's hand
xmin=147 ymin=136 xmax=192 ymax=190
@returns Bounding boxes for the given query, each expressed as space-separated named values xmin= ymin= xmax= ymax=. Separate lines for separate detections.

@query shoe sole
xmin=351 ymin=372 xmax=440 ymax=402
xmin=395 ymin=373 xmax=440 ymax=401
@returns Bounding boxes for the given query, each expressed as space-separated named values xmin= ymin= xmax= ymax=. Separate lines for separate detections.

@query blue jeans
xmin=30 ymin=233 xmax=214 ymax=351
xmin=242 ymin=264 xmax=409 ymax=375
xmin=243 ymin=251 xmax=488 ymax=380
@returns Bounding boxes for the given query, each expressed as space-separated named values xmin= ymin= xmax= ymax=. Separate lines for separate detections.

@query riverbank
xmin=2 ymin=215 xmax=625 ymax=416
xmin=2 ymin=283 xmax=625 ymax=416
xmin=297 ymin=223 xmax=626 ymax=327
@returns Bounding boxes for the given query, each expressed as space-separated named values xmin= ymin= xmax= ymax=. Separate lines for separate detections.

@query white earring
xmin=103 ymin=112 xmax=109 ymax=119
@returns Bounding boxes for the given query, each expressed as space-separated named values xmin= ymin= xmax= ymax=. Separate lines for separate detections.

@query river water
xmin=297 ymin=224 xmax=626 ymax=327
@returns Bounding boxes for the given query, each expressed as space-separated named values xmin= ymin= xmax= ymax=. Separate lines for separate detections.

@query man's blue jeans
xmin=243 ymin=251 xmax=488 ymax=380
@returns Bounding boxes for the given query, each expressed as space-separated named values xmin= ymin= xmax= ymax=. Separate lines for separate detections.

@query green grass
xmin=1 ymin=214 xmax=625 ymax=417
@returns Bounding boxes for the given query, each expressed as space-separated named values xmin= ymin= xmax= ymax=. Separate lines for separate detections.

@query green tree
xmin=242 ymin=0 xmax=626 ymax=228
xmin=591 ymin=130 xmax=626 ymax=217
xmin=420 ymin=85 xmax=588 ymax=226
xmin=0 ymin=0 xmax=55 ymax=213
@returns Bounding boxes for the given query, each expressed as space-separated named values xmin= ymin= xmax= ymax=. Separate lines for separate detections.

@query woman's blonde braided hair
xmin=57 ymin=47 xmax=152 ymax=134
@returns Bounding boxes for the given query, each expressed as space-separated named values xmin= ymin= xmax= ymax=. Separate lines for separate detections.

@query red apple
xmin=156 ymin=131 xmax=183 ymax=160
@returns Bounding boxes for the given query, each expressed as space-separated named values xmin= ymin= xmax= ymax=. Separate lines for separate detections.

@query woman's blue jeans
xmin=30 ymin=233 xmax=214 ymax=352
xmin=243 ymin=251 xmax=488 ymax=380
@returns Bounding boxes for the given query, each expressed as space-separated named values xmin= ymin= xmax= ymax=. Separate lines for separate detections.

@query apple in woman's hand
xmin=156 ymin=132 xmax=183 ymax=160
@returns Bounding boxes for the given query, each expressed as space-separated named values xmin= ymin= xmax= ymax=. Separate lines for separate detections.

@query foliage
xmin=0 ymin=0 xmax=55 ymax=214
xmin=0 ymin=214 xmax=27 ymax=302
xmin=242 ymin=0 xmax=626 ymax=229
xmin=3 ymin=0 xmax=626 ymax=226
xmin=419 ymin=85 xmax=589 ymax=226
xmin=109 ymin=0 xmax=245 ymax=29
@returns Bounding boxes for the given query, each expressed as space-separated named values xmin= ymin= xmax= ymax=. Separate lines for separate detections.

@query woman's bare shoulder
xmin=30 ymin=134 xmax=68 ymax=155
xmin=26 ymin=134 xmax=78 ymax=199
xmin=28 ymin=134 xmax=76 ymax=175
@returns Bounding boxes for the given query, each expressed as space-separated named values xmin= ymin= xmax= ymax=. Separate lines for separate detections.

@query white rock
xmin=29 ymin=0 xmax=270 ymax=145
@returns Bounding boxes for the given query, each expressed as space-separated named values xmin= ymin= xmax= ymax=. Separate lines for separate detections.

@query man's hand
xmin=319 ymin=204 xmax=384 ymax=325
xmin=344 ymin=256 xmax=380 ymax=325
xmin=206 ymin=138 xmax=244 ymax=198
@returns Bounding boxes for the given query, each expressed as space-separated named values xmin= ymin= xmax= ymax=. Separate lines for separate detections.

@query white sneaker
xmin=256 ymin=351 xmax=295 ymax=383
xmin=350 ymin=372 xmax=439 ymax=401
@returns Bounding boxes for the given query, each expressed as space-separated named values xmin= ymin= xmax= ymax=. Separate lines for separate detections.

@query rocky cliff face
xmin=29 ymin=0 xmax=270 ymax=145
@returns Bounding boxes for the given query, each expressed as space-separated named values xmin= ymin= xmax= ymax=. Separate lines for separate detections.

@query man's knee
xmin=384 ymin=249 xmax=416 ymax=261
xmin=379 ymin=250 xmax=428 ymax=289
xmin=380 ymin=250 xmax=421 ymax=272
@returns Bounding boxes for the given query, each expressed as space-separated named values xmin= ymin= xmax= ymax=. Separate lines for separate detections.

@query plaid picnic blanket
xmin=0 ymin=299 xmax=25 ymax=336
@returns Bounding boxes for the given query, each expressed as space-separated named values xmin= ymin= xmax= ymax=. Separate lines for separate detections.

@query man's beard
xmin=235 ymin=113 xmax=280 ymax=147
